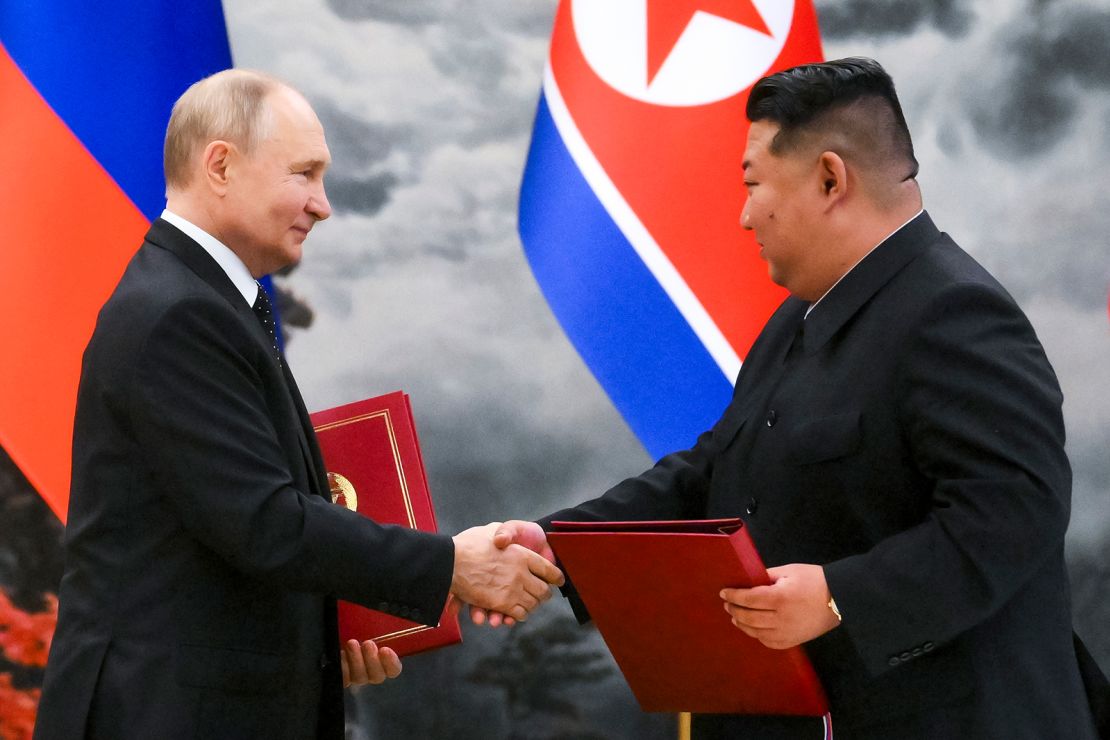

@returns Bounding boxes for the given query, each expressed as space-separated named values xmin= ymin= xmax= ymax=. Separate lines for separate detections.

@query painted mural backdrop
xmin=2 ymin=1 xmax=1108 ymax=737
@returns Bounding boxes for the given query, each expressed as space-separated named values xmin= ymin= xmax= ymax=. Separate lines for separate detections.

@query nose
xmin=740 ymin=199 xmax=752 ymax=231
xmin=309 ymin=181 xmax=331 ymax=222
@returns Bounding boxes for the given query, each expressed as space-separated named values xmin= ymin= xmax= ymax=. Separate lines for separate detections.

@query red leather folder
xmin=310 ymin=391 xmax=461 ymax=656
xmin=547 ymin=519 xmax=828 ymax=715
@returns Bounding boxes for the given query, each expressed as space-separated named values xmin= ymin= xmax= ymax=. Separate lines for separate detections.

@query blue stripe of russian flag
xmin=0 ymin=1 xmax=233 ymax=221
xmin=0 ymin=3 xmax=284 ymax=340
xmin=519 ymin=91 xmax=735 ymax=460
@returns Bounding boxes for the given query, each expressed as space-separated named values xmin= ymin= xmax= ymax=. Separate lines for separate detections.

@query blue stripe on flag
xmin=0 ymin=2 xmax=233 ymax=220
xmin=519 ymin=94 xmax=734 ymax=460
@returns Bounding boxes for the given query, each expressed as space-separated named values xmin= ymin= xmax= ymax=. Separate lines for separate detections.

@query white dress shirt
xmin=160 ymin=208 xmax=257 ymax=306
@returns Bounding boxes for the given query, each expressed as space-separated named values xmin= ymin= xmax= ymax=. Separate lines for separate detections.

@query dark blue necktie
xmin=251 ymin=281 xmax=282 ymax=366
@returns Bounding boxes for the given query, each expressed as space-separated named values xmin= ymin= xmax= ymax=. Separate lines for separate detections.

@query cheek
xmin=752 ymin=191 xmax=778 ymax=221
xmin=269 ymin=189 xmax=305 ymax=223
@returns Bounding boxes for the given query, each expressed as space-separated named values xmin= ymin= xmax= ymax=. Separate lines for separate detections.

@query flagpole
xmin=679 ymin=711 xmax=691 ymax=740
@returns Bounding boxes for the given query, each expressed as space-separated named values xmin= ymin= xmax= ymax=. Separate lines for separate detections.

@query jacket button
xmin=765 ymin=410 xmax=777 ymax=427
xmin=378 ymin=601 xmax=389 ymax=611
xmin=398 ymin=606 xmax=410 ymax=618
xmin=888 ymin=656 xmax=900 ymax=667
xmin=900 ymin=651 xmax=913 ymax=662
xmin=923 ymin=641 xmax=935 ymax=652
xmin=746 ymin=497 xmax=758 ymax=515
xmin=410 ymin=609 xmax=422 ymax=622
xmin=912 ymin=647 xmax=923 ymax=657
xmin=319 ymin=654 xmax=332 ymax=669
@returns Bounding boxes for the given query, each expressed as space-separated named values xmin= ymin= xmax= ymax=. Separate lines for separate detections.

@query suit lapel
xmin=144 ymin=219 xmax=273 ymax=352
xmin=802 ymin=211 xmax=941 ymax=354
xmin=146 ymin=219 xmax=246 ymax=309
xmin=146 ymin=218 xmax=328 ymax=500
xmin=280 ymin=360 xmax=329 ymax=500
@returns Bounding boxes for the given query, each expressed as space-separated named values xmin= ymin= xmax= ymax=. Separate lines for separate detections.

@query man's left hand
xmin=341 ymin=638 xmax=402 ymax=687
xmin=721 ymin=563 xmax=841 ymax=649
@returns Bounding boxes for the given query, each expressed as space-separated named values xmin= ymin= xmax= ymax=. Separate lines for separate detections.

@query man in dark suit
xmin=34 ymin=69 xmax=562 ymax=740
xmin=492 ymin=58 xmax=1102 ymax=738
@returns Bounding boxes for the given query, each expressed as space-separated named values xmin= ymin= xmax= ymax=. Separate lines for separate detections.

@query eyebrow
xmin=291 ymin=158 xmax=330 ymax=171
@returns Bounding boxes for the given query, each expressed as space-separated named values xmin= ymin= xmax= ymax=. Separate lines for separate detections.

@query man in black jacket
xmin=35 ymin=69 xmax=562 ymax=740
xmin=494 ymin=58 xmax=1102 ymax=738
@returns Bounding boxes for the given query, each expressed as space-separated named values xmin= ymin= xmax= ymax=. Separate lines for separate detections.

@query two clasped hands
xmin=340 ymin=521 xmax=560 ymax=687
xmin=343 ymin=520 xmax=840 ymax=687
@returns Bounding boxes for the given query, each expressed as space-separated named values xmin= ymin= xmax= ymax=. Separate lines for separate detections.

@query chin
xmin=260 ymin=250 xmax=301 ymax=276
xmin=281 ymin=244 xmax=304 ymax=269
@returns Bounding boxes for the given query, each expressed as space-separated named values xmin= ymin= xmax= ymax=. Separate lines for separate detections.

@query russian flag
xmin=519 ymin=0 xmax=824 ymax=459
xmin=0 ymin=3 xmax=234 ymax=522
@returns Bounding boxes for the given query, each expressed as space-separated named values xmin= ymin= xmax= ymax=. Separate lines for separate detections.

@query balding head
xmin=162 ymin=70 xmax=331 ymax=277
xmin=163 ymin=69 xmax=284 ymax=191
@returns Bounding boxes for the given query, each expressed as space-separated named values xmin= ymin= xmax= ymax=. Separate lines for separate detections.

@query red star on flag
xmin=647 ymin=0 xmax=773 ymax=85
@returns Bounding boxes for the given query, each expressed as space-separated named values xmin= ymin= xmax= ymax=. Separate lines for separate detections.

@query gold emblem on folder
xmin=328 ymin=472 xmax=358 ymax=513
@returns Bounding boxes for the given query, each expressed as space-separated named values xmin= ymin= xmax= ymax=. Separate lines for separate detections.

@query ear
xmin=816 ymin=151 xmax=848 ymax=208
xmin=202 ymin=140 xmax=233 ymax=196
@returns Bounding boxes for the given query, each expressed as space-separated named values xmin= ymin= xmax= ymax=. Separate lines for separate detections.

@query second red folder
xmin=311 ymin=391 xmax=461 ymax=657
xmin=547 ymin=519 xmax=828 ymax=715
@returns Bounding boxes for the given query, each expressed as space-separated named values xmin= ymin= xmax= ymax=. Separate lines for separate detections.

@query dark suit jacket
xmin=34 ymin=219 xmax=455 ymax=740
xmin=541 ymin=213 xmax=1099 ymax=738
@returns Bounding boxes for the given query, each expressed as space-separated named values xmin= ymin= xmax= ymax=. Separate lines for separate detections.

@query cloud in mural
xmin=324 ymin=0 xmax=556 ymax=34
xmin=324 ymin=0 xmax=441 ymax=25
xmin=308 ymin=101 xmax=405 ymax=215
xmin=815 ymin=0 xmax=975 ymax=40
xmin=963 ymin=4 xmax=1110 ymax=158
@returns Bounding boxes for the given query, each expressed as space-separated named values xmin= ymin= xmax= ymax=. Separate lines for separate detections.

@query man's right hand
xmin=468 ymin=520 xmax=558 ymax=627
xmin=450 ymin=523 xmax=564 ymax=622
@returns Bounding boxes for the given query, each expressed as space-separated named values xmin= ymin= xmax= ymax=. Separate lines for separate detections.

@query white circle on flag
xmin=571 ymin=0 xmax=795 ymax=107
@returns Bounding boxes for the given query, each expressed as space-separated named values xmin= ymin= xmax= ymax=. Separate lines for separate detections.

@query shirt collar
xmin=805 ymin=208 xmax=925 ymax=319
xmin=160 ymin=208 xmax=258 ymax=306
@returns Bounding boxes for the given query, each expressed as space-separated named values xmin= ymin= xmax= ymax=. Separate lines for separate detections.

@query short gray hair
xmin=163 ymin=69 xmax=284 ymax=189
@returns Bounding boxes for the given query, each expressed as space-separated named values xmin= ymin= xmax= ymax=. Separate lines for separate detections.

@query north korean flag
xmin=520 ymin=0 xmax=824 ymax=458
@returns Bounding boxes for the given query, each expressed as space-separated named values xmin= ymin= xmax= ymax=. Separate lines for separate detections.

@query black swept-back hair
xmin=746 ymin=57 xmax=919 ymax=182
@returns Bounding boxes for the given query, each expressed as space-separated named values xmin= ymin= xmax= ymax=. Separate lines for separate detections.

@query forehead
xmin=261 ymin=89 xmax=330 ymax=161
xmin=742 ymin=121 xmax=780 ymax=169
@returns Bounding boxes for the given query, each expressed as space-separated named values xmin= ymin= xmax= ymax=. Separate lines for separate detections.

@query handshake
xmin=342 ymin=520 xmax=551 ymax=687
xmin=449 ymin=520 xmax=558 ymax=627
xmin=345 ymin=519 xmax=840 ymax=688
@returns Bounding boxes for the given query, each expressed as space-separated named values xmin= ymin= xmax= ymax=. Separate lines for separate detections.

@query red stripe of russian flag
xmin=0 ymin=43 xmax=149 ymax=522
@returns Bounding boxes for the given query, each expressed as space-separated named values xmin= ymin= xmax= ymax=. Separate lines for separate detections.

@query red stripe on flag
xmin=0 ymin=42 xmax=150 ymax=523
